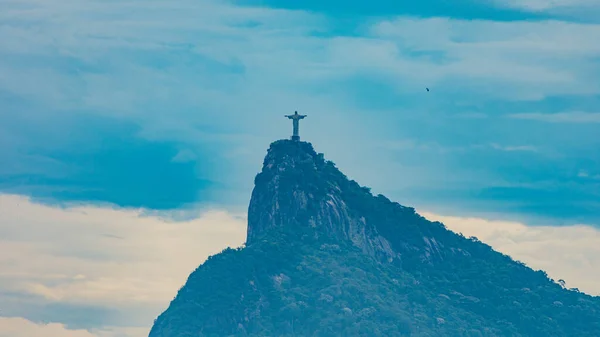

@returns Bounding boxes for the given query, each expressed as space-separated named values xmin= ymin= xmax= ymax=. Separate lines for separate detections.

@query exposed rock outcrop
xmin=247 ymin=140 xmax=398 ymax=263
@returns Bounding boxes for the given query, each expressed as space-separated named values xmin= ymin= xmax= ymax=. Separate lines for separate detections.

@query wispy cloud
xmin=421 ymin=211 xmax=600 ymax=295
xmin=508 ymin=111 xmax=600 ymax=123
xmin=578 ymin=170 xmax=600 ymax=180
xmin=489 ymin=0 xmax=600 ymax=12
xmin=486 ymin=0 xmax=600 ymax=23
xmin=490 ymin=143 xmax=539 ymax=152
xmin=369 ymin=17 xmax=600 ymax=90
xmin=381 ymin=140 xmax=539 ymax=153
xmin=2 ymin=0 xmax=600 ymax=123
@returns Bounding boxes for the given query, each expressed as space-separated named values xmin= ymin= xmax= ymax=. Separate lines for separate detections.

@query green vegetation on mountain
xmin=149 ymin=140 xmax=600 ymax=337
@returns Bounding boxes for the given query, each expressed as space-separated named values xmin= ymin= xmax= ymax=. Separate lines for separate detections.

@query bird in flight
xmin=426 ymin=88 xmax=430 ymax=92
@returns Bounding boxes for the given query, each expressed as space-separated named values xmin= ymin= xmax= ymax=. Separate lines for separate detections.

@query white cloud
xmin=368 ymin=17 xmax=600 ymax=99
xmin=0 ymin=317 xmax=95 ymax=337
xmin=380 ymin=140 xmax=539 ymax=153
xmin=0 ymin=317 xmax=147 ymax=337
xmin=489 ymin=0 xmax=600 ymax=11
xmin=1 ymin=0 xmax=600 ymax=127
xmin=0 ymin=194 xmax=246 ymax=332
xmin=490 ymin=143 xmax=539 ymax=152
xmin=421 ymin=211 xmax=600 ymax=295
xmin=509 ymin=111 xmax=600 ymax=123
xmin=578 ymin=170 xmax=600 ymax=179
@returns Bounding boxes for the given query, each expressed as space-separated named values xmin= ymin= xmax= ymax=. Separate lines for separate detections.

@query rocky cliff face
xmin=247 ymin=140 xmax=397 ymax=262
xmin=247 ymin=140 xmax=453 ymax=267
xmin=149 ymin=139 xmax=600 ymax=337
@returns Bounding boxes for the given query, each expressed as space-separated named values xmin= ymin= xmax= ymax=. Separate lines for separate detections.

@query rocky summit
xmin=149 ymin=140 xmax=600 ymax=337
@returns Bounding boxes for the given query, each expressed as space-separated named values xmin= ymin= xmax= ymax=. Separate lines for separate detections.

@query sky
xmin=1 ymin=0 xmax=600 ymax=335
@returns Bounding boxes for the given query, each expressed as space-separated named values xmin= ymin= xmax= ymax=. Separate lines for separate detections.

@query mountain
xmin=149 ymin=139 xmax=600 ymax=337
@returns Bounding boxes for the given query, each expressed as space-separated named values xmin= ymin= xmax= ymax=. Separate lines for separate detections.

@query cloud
xmin=490 ymin=143 xmax=539 ymax=152
xmin=380 ymin=140 xmax=538 ymax=153
xmin=485 ymin=0 xmax=600 ymax=22
xmin=0 ymin=194 xmax=246 ymax=331
xmin=508 ymin=111 xmax=600 ymax=123
xmin=1 ymin=0 xmax=600 ymax=235
xmin=489 ymin=0 xmax=599 ymax=11
xmin=0 ymin=116 xmax=217 ymax=210
xmin=368 ymin=17 xmax=600 ymax=99
xmin=0 ymin=317 xmax=147 ymax=337
xmin=0 ymin=317 xmax=95 ymax=337
xmin=578 ymin=170 xmax=600 ymax=179
xmin=3 ymin=0 xmax=600 ymax=123
xmin=421 ymin=211 xmax=600 ymax=295
xmin=232 ymin=0 xmax=546 ymax=19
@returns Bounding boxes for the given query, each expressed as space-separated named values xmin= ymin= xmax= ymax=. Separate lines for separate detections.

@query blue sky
xmin=1 ymin=0 xmax=600 ymax=335
xmin=2 ymin=0 xmax=599 ymax=225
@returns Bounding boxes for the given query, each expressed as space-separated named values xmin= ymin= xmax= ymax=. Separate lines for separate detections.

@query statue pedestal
xmin=291 ymin=135 xmax=300 ymax=141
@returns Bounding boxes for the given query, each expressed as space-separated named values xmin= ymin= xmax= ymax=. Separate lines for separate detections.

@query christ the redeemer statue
xmin=285 ymin=111 xmax=307 ymax=141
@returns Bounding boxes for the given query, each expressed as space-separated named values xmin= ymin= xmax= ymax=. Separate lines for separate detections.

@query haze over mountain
xmin=150 ymin=140 xmax=600 ymax=337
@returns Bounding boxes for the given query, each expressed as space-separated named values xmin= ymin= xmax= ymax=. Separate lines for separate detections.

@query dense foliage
xmin=150 ymin=140 xmax=600 ymax=337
